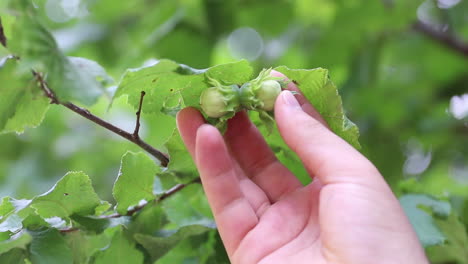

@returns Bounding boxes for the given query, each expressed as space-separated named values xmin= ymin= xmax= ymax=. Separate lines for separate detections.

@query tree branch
xmin=0 ymin=17 xmax=6 ymax=48
xmin=157 ymin=178 xmax=201 ymax=201
xmin=133 ymin=91 xmax=146 ymax=138
xmin=33 ymin=71 xmax=169 ymax=167
xmin=413 ymin=21 xmax=468 ymax=57
xmin=100 ymin=177 xmax=201 ymax=219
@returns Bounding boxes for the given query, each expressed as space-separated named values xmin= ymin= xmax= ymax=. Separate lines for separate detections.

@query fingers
xmin=224 ymin=112 xmax=302 ymax=202
xmin=177 ymin=109 xmax=261 ymax=254
xmin=271 ymin=70 xmax=329 ymax=128
xmin=274 ymin=91 xmax=383 ymax=186
xmin=195 ymin=125 xmax=258 ymax=255
xmin=178 ymin=108 xmax=302 ymax=203
xmin=176 ymin=107 xmax=205 ymax=157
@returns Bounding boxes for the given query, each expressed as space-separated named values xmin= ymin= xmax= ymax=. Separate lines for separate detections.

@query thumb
xmin=274 ymin=90 xmax=382 ymax=186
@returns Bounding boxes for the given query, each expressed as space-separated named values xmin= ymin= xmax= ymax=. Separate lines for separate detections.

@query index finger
xmin=274 ymin=90 xmax=384 ymax=188
xmin=271 ymin=70 xmax=329 ymax=128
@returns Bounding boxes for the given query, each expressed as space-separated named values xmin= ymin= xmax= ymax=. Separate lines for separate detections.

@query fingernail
xmin=282 ymin=91 xmax=300 ymax=108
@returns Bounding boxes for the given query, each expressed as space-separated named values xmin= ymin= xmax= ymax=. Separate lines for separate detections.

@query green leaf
xmin=399 ymin=165 xmax=468 ymax=198
xmin=134 ymin=224 xmax=212 ymax=262
xmin=0 ymin=214 xmax=22 ymax=233
xmin=0 ymin=198 xmax=31 ymax=217
xmin=200 ymin=231 xmax=230 ymax=264
xmin=114 ymin=59 xmax=253 ymax=115
xmin=161 ymin=184 xmax=213 ymax=227
xmin=0 ymin=231 xmax=31 ymax=254
xmin=29 ymin=229 xmax=73 ymax=264
xmin=274 ymin=66 xmax=361 ymax=149
xmin=8 ymin=11 xmax=105 ymax=105
xmin=0 ymin=197 xmax=32 ymax=233
xmin=92 ymin=226 xmax=144 ymax=264
xmin=31 ymin=172 xmax=103 ymax=220
xmin=113 ymin=151 xmax=160 ymax=215
xmin=181 ymin=60 xmax=253 ymax=109
xmin=0 ymin=232 xmax=9 ymax=241
xmin=0 ymin=58 xmax=50 ymax=134
xmin=0 ymin=199 xmax=44 ymax=232
xmin=426 ymin=214 xmax=468 ymax=264
xmin=71 ymin=215 xmax=111 ymax=234
xmin=165 ymin=130 xmax=198 ymax=182
xmin=20 ymin=209 xmax=49 ymax=230
xmin=7 ymin=0 xmax=30 ymax=11
xmin=113 ymin=59 xmax=184 ymax=113
xmin=0 ymin=248 xmax=29 ymax=264
xmin=156 ymin=230 xmax=229 ymax=264
xmin=0 ymin=197 xmax=16 ymax=219
xmin=68 ymin=56 xmax=113 ymax=87
xmin=400 ymin=194 xmax=451 ymax=247
xmin=127 ymin=206 xmax=168 ymax=235
xmin=204 ymin=59 xmax=253 ymax=85
xmin=64 ymin=231 xmax=111 ymax=264
xmin=94 ymin=201 xmax=112 ymax=216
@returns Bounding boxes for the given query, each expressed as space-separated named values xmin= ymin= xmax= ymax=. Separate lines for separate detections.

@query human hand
xmin=176 ymin=71 xmax=428 ymax=264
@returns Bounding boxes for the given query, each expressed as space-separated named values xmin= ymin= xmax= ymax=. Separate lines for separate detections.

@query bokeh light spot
xmin=227 ymin=27 xmax=264 ymax=61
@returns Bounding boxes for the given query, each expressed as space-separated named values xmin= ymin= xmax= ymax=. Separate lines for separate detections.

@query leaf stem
xmin=33 ymin=71 xmax=169 ymax=167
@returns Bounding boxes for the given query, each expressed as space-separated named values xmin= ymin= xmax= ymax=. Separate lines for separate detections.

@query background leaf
xmin=400 ymin=194 xmax=451 ymax=247
xmin=0 ymin=248 xmax=29 ymax=264
xmin=112 ymin=151 xmax=160 ymax=215
xmin=1 ymin=0 xmax=468 ymax=262
xmin=92 ymin=226 xmax=144 ymax=264
xmin=426 ymin=214 xmax=468 ymax=264
xmin=29 ymin=229 xmax=73 ymax=264
xmin=31 ymin=172 xmax=103 ymax=220
xmin=0 ymin=231 xmax=31 ymax=255
xmin=7 ymin=5 xmax=106 ymax=105
xmin=0 ymin=59 xmax=50 ymax=134
xmin=164 ymin=130 xmax=197 ymax=182
xmin=134 ymin=224 xmax=212 ymax=262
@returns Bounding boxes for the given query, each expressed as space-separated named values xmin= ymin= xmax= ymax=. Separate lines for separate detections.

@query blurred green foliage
xmin=1 ymin=0 xmax=468 ymax=263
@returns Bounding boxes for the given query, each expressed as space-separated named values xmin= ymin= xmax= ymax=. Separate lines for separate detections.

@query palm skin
xmin=176 ymin=72 xmax=428 ymax=264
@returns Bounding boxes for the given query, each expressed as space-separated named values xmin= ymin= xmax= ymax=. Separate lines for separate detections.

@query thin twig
xmin=32 ymin=71 xmax=59 ymax=104
xmin=33 ymin=71 xmax=169 ymax=167
xmin=100 ymin=177 xmax=201 ymax=219
xmin=0 ymin=17 xmax=6 ymax=47
xmin=133 ymin=91 xmax=146 ymax=138
xmin=157 ymin=178 xmax=201 ymax=202
xmin=59 ymin=178 xmax=201 ymax=233
xmin=59 ymin=228 xmax=79 ymax=233
xmin=413 ymin=21 xmax=468 ymax=57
